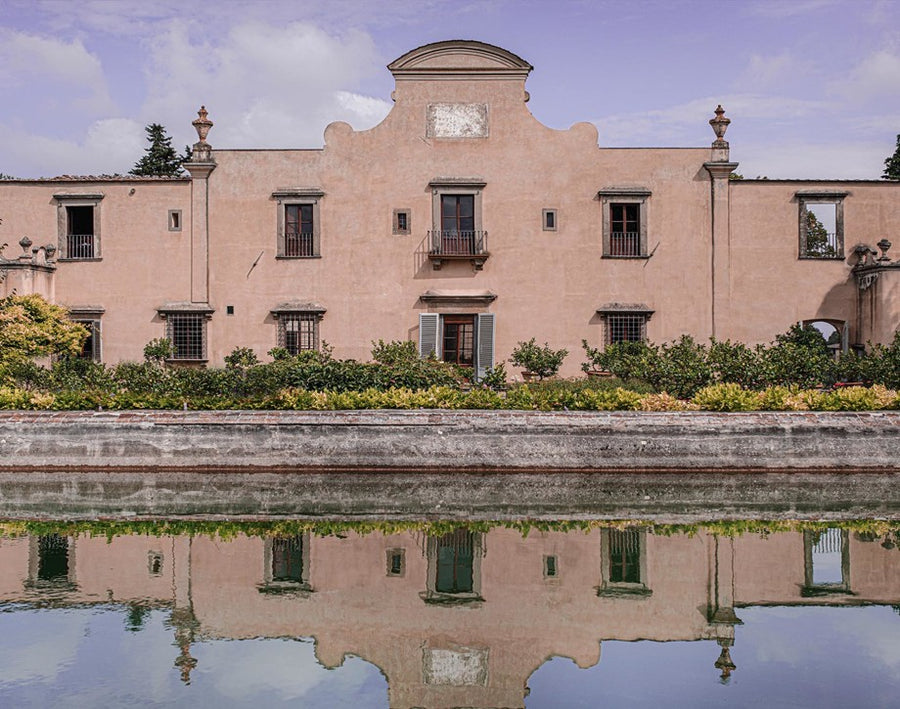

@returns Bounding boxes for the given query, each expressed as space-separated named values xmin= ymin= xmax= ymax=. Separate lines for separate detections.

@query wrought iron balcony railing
xmin=284 ymin=232 xmax=315 ymax=257
xmin=65 ymin=234 xmax=95 ymax=260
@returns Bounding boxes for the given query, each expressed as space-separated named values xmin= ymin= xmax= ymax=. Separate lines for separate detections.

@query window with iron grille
xmin=599 ymin=527 xmax=650 ymax=597
xmin=599 ymin=189 xmax=650 ymax=258
xmin=271 ymin=536 xmax=305 ymax=582
xmin=278 ymin=312 xmax=319 ymax=354
xmin=274 ymin=190 xmax=323 ymax=258
xmin=166 ymin=313 xmax=207 ymax=360
xmin=606 ymin=313 xmax=648 ymax=345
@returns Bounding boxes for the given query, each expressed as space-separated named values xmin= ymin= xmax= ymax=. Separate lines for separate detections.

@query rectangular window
xmin=386 ymin=548 xmax=406 ymax=577
xmin=168 ymin=209 xmax=182 ymax=232
xmin=606 ymin=314 xmax=648 ymax=345
xmin=273 ymin=189 xmax=323 ymax=258
xmin=609 ymin=529 xmax=641 ymax=583
xmin=609 ymin=203 xmax=640 ymax=256
xmin=543 ymin=555 xmax=558 ymax=578
xmin=441 ymin=315 xmax=476 ymax=367
xmin=435 ymin=530 xmax=475 ymax=594
xmin=802 ymin=528 xmax=850 ymax=596
xmin=419 ymin=312 xmax=495 ymax=379
xmin=284 ymin=204 xmax=315 ymax=257
xmin=167 ymin=313 xmax=207 ymax=360
xmin=393 ymin=209 xmax=411 ymax=235
xmin=37 ymin=534 xmax=70 ymax=582
xmin=73 ymin=320 xmax=101 ymax=361
xmin=55 ymin=192 xmax=103 ymax=260
xmin=428 ymin=179 xmax=487 ymax=269
xmin=598 ymin=527 xmax=651 ymax=597
xmin=600 ymin=189 xmax=650 ymax=258
xmin=271 ymin=536 xmax=304 ymax=582
xmin=279 ymin=312 xmax=319 ymax=354
xmin=66 ymin=206 xmax=95 ymax=259
xmin=797 ymin=192 xmax=846 ymax=259
xmin=542 ymin=209 xmax=557 ymax=231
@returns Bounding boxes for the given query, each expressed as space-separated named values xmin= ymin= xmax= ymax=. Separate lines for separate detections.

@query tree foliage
xmin=129 ymin=123 xmax=184 ymax=176
xmin=804 ymin=210 xmax=836 ymax=257
xmin=0 ymin=294 xmax=88 ymax=372
xmin=883 ymin=133 xmax=900 ymax=180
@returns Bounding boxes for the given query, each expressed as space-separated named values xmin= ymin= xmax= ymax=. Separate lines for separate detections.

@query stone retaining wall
xmin=1 ymin=409 xmax=897 ymax=471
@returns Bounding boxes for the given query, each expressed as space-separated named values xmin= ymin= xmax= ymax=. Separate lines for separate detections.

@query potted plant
xmin=509 ymin=339 xmax=568 ymax=381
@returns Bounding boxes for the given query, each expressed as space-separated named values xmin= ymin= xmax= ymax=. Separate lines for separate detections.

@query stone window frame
xmin=258 ymin=534 xmax=312 ymax=595
xmin=68 ymin=307 xmax=105 ymax=362
xmin=393 ymin=208 xmax=411 ymax=235
xmin=54 ymin=192 xmax=104 ymax=261
xmin=427 ymin=177 xmax=488 ymax=269
xmin=796 ymin=190 xmax=848 ymax=260
xmin=270 ymin=301 xmax=326 ymax=354
xmin=598 ymin=188 xmax=651 ymax=259
xmin=597 ymin=528 xmax=652 ymax=598
xmin=273 ymin=188 xmax=324 ymax=259
xmin=542 ymin=208 xmax=558 ymax=232
xmin=421 ymin=531 xmax=484 ymax=606
xmin=157 ymin=303 xmax=214 ymax=363
xmin=802 ymin=528 xmax=852 ymax=597
xmin=26 ymin=534 xmax=77 ymax=592
xmin=168 ymin=209 xmax=182 ymax=232
xmin=386 ymin=548 xmax=406 ymax=577
xmin=596 ymin=304 xmax=654 ymax=347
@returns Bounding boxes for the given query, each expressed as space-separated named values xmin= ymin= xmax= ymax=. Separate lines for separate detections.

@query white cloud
xmin=0 ymin=118 xmax=144 ymax=177
xmin=744 ymin=0 xmax=840 ymax=19
xmin=139 ymin=21 xmax=389 ymax=150
xmin=0 ymin=30 xmax=115 ymax=117
xmin=738 ymin=53 xmax=811 ymax=91
xmin=593 ymin=94 xmax=828 ymax=147
xmin=833 ymin=50 xmax=900 ymax=101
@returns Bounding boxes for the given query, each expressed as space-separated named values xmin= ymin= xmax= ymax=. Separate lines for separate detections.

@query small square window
xmin=148 ymin=551 xmax=163 ymax=576
xmin=543 ymin=554 xmax=558 ymax=578
xmin=542 ymin=209 xmax=557 ymax=231
xmin=386 ymin=548 xmax=405 ymax=577
xmin=393 ymin=209 xmax=411 ymax=235
xmin=168 ymin=209 xmax=182 ymax=232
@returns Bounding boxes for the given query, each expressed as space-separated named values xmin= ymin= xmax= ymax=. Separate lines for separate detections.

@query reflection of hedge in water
xmin=1 ymin=518 xmax=898 ymax=542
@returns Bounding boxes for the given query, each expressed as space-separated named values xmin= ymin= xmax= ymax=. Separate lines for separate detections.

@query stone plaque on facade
xmin=423 ymin=646 xmax=488 ymax=685
xmin=427 ymin=103 xmax=489 ymax=138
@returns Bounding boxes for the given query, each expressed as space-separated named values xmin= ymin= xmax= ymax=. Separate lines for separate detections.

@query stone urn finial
xmin=192 ymin=105 xmax=213 ymax=144
xmin=877 ymin=238 xmax=892 ymax=261
xmin=710 ymin=105 xmax=730 ymax=147
xmin=18 ymin=236 xmax=33 ymax=260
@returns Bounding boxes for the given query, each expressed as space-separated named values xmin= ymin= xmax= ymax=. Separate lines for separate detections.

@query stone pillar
xmin=704 ymin=106 xmax=738 ymax=340
xmin=182 ymin=107 xmax=216 ymax=305
xmin=853 ymin=240 xmax=900 ymax=346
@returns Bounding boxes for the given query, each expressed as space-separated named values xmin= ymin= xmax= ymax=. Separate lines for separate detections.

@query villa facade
xmin=1 ymin=40 xmax=898 ymax=376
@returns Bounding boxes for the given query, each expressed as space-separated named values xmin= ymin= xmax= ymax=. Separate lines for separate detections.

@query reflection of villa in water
xmin=1 ymin=527 xmax=898 ymax=708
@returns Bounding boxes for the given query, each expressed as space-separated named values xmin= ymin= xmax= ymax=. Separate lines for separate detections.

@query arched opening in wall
xmin=801 ymin=319 xmax=847 ymax=358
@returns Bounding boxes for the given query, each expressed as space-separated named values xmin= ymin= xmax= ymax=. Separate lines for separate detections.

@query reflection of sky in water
xmin=526 ymin=606 xmax=900 ymax=708
xmin=0 ymin=608 xmax=387 ymax=708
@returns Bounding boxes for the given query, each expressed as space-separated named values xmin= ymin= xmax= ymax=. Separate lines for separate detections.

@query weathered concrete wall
xmin=1 ymin=410 xmax=898 ymax=471
xmin=1 ymin=410 xmax=899 ymax=520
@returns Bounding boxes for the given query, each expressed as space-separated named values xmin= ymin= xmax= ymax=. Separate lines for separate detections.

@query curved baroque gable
xmin=388 ymin=40 xmax=532 ymax=80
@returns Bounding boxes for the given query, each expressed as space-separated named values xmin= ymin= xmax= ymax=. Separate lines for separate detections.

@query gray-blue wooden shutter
xmin=476 ymin=313 xmax=495 ymax=380
xmin=419 ymin=313 xmax=439 ymax=359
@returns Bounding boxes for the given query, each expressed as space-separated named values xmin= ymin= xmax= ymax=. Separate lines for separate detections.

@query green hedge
xmin=2 ymin=383 xmax=898 ymax=412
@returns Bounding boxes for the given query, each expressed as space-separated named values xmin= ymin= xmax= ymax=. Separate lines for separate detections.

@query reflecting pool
xmin=1 ymin=521 xmax=899 ymax=708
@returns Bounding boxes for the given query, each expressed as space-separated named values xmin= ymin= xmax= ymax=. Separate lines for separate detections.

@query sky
xmin=1 ymin=0 xmax=898 ymax=180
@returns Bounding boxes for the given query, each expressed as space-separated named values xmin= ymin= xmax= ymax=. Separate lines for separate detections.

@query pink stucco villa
xmin=2 ymin=41 xmax=898 ymax=376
